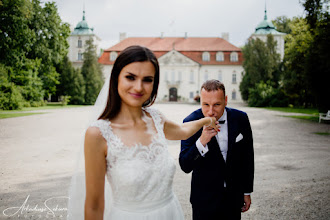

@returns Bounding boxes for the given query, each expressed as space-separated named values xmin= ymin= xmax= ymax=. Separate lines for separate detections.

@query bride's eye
xmin=125 ymin=75 xmax=135 ymax=81
xmin=143 ymin=78 xmax=153 ymax=83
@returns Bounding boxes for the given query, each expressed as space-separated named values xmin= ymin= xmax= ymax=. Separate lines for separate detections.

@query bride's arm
xmin=84 ymin=127 xmax=107 ymax=220
xmin=164 ymin=117 xmax=218 ymax=140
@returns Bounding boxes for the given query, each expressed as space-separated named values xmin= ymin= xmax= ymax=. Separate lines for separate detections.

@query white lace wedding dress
xmin=89 ymin=107 xmax=184 ymax=220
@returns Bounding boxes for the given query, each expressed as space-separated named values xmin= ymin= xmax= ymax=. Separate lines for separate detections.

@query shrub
xmin=59 ymin=95 xmax=71 ymax=106
xmin=0 ymin=82 xmax=25 ymax=110
xmin=248 ymin=81 xmax=288 ymax=107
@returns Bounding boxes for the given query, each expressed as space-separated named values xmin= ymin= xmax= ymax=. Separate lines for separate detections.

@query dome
xmin=71 ymin=11 xmax=94 ymax=35
xmin=253 ymin=8 xmax=285 ymax=35
xmin=255 ymin=9 xmax=276 ymax=31
xmin=255 ymin=19 xmax=276 ymax=31
xmin=75 ymin=20 xmax=89 ymax=29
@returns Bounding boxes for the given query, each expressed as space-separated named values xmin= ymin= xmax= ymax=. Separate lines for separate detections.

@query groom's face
xmin=200 ymin=88 xmax=227 ymax=121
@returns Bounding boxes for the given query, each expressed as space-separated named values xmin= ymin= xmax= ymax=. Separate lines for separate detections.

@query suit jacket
xmin=179 ymin=107 xmax=254 ymax=212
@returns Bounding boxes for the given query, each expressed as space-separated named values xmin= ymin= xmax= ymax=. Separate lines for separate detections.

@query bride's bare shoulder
xmin=86 ymin=126 xmax=103 ymax=138
xmin=85 ymin=126 xmax=107 ymax=148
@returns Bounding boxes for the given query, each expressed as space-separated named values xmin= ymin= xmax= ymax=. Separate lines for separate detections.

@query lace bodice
xmin=90 ymin=108 xmax=176 ymax=209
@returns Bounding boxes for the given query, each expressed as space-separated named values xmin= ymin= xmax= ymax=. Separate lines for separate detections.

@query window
xmin=171 ymin=71 xmax=175 ymax=83
xmin=202 ymin=52 xmax=210 ymax=61
xmin=232 ymin=90 xmax=237 ymax=100
xmin=165 ymin=71 xmax=168 ymax=81
xmin=218 ymin=70 xmax=222 ymax=82
xmin=190 ymin=92 xmax=194 ymax=99
xmin=110 ymin=52 xmax=118 ymax=61
xmin=190 ymin=70 xmax=194 ymax=83
xmin=178 ymin=71 xmax=182 ymax=82
xmin=204 ymin=70 xmax=208 ymax=81
xmin=230 ymin=52 xmax=238 ymax=62
xmin=78 ymin=53 xmax=83 ymax=61
xmin=232 ymin=72 xmax=237 ymax=84
xmin=78 ymin=39 xmax=82 ymax=48
xmin=216 ymin=52 xmax=224 ymax=62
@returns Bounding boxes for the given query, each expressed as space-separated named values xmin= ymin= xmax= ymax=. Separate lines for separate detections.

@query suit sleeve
xmin=179 ymin=118 xmax=204 ymax=173
xmin=242 ymin=113 xmax=254 ymax=193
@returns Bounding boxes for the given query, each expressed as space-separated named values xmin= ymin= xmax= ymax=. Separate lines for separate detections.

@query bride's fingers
xmin=211 ymin=120 xmax=220 ymax=131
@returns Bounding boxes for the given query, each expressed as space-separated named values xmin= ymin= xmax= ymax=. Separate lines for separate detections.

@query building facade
xmin=98 ymin=37 xmax=244 ymax=103
xmin=68 ymin=11 xmax=101 ymax=69
xmin=250 ymin=8 xmax=286 ymax=60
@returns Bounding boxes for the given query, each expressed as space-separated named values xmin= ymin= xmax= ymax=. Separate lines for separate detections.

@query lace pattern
xmin=89 ymin=107 xmax=176 ymax=209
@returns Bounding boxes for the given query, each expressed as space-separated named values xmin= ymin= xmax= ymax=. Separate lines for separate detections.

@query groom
xmin=179 ymin=80 xmax=254 ymax=220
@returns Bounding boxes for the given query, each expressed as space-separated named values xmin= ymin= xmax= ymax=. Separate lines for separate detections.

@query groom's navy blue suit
xmin=180 ymin=107 xmax=254 ymax=220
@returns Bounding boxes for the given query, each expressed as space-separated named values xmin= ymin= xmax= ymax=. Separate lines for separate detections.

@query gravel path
xmin=0 ymin=103 xmax=329 ymax=219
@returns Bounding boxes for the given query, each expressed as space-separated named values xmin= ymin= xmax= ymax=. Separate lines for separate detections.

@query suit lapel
xmin=226 ymin=107 xmax=236 ymax=163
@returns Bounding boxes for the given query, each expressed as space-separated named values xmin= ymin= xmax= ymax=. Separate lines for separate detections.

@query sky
xmin=47 ymin=0 xmax=306 ymax=49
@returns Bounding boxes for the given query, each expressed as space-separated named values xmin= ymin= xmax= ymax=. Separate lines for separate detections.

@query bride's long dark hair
xmin=98 ymin=45 xmax=160 ymax=120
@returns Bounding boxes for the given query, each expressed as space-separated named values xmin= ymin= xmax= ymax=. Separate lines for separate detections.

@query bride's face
xmin=118 ymin=61 xmax=155 ymax=108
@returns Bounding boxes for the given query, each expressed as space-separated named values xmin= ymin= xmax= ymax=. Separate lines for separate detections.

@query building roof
xmin=71 ymin=11 xmax=94 ymax=35
xmin=105 ymin=37 xmax=241 ymax=52
xmin=99 ymin=37 xmax=242 ymax=65
xmin=254 ymin=9 xmax=286 ymax=35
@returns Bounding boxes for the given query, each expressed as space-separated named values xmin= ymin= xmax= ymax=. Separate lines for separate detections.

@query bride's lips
xmin=129 ymin=92 xmax=144 ymax=98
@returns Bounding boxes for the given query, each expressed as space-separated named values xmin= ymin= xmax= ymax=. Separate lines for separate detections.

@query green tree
xmin=272 ymin=16 xmax=292 ymax=34
xmin=302 ymin=0 xmax=330 ymax=111
xmin=81 ymin=38 xmax=104 ymax=105
xmin=282 ymin=0 xmax=330 ymax=110
xmin=0 ymin=0 xmax=71 ymax=109
xmin=240 ymin=35 xmax=281 ymax=102
xmin=0 ymin=0 xmax=35 ymax=68
xmin=0 ymin=0 xmax=44 ymax=108
xmin=282 ymin=17 xmax=313 ymax=107
xmin=57 ymin=56 xmax=85 ymax=104
xmin=27 ymin=0 xmax=70 ymax=98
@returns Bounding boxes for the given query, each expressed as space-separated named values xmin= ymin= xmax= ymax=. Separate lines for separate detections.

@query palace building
xmin=67 ymin=6 xmax=287 ymax=103
xmin=98 ymin=36 xmax=244 ymax=102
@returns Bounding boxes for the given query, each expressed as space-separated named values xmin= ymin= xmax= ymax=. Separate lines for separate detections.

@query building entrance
xmin=169 ymin=87 xmax=177 ymax=101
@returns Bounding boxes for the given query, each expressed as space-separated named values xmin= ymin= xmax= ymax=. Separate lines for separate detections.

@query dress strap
xmin=89 ymin=120 xmax=112 ymax=142
xmin=89 ymin=119 xmax=121 ymax=153
xmin=144 ymin=107 xmax=166 ymax=139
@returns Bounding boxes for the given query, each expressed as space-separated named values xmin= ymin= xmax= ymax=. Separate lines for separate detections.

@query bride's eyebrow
xmin=126 ymin=72 xmax=136 ymax=76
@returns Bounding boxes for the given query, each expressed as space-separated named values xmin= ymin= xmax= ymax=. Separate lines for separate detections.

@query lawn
xmin=283 ymin=115 xmax=319 ymax=122
xmin=0 ymin=112 xmax=47 ymax=119
xmin=264 ymin=107 xmax=319 ymax=115
xmin=0 ymin=103 xmax=88 ymax=119
xmin=264 ymin=107 xmax=321 ymax=123
xmin=313 ymin=132 xmax=330 ymax=136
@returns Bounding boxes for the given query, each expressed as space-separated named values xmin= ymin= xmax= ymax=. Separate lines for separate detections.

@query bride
xmin=67 ymin=45 xmax=218 ymax=220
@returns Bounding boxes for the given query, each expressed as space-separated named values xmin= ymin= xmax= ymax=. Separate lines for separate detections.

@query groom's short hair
xmin=201 ymin=80 xmax=226 ymax=96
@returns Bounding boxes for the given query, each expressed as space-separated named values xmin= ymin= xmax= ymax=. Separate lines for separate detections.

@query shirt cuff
xmin=244 ymin=193 xmax=251 ymax=196
xmin=195 ymin=138 xmax=209 ymax=157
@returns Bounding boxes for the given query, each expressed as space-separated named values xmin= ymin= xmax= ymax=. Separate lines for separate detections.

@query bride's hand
xmin=205 ymin=117 xmax=220 ymax=131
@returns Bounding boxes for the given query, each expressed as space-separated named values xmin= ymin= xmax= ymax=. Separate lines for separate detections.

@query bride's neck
xmin=115 ymin=104 xmax=143 ymax=125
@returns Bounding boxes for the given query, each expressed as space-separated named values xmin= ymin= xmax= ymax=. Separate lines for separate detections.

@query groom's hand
xmin=241 ymin=195 xmax=251 ymax=212
xmin=200 ymin=125 xmax=219 ymax=146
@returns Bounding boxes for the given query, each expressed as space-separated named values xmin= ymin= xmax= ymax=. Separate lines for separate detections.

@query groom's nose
xmin=208 ymin=107 xmax=215 ymax=116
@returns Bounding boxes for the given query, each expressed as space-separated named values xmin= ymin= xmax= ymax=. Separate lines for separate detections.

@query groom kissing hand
xmin=179 ymin=80 xmax=254 ymax=220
